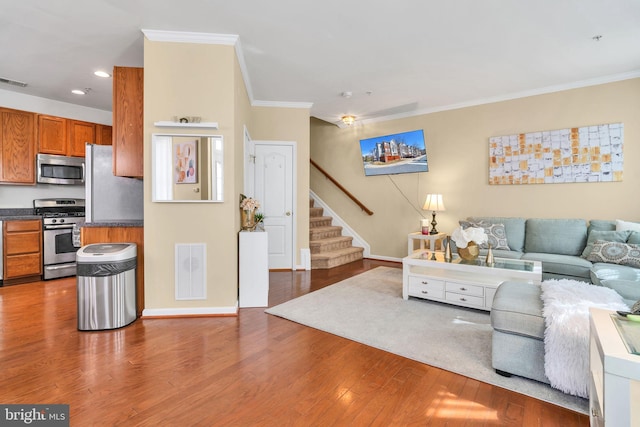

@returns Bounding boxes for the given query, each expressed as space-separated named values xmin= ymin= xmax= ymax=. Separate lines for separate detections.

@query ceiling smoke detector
xmin=0 ymin=77 xmax=28 ymax=87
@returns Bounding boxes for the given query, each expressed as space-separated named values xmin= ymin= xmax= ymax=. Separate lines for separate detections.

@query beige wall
xmin=143 ymin=38 xmax=311 ymax=314
xmin=250 ymin=107 xmax=311 ymax=266
xmin=310 ymin=78 xmax=640 ymax=259
xmin=144 ymin=41 xmax=239 ymax=312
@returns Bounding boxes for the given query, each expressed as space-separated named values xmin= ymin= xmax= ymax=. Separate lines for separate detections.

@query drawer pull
xmin=421 ymin=290 xmax=429 ymax=294
xmin=460 ymin=287 xmax=467 ymax=291
xmin=421 ymin=280 xmax=428 ymax=284
xmin=460 ymin=298 xmax=467 ymax=302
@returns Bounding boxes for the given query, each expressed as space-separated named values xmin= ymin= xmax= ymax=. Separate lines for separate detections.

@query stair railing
xmin=310 ymin=159 xmax=374 ymax=216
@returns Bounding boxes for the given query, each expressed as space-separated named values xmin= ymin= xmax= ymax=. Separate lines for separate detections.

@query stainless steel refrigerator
xmin=85 ymin=144 xmax=143 ymax=223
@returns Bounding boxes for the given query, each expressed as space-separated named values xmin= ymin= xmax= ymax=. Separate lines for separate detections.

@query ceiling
xmin=2 ymin=0 xmax=640 ymax=126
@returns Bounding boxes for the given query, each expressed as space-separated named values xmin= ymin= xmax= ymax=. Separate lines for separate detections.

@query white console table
xmin=589 ymin=307 xmax=640 ymax=426
xmin=239 ymin=231 xmax=269 ymax=308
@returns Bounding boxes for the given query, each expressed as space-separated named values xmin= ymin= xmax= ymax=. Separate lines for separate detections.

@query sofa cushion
xmin=586 ymin=240 xmax=640 ymax=268
xmin=522 ymin=252 xmax=592 ymax=279
xmin=524 ymin=218 xmax=587 ymax=256
xmin=588 ymin=219 xmax=616 ymax=234
xmin=628 ymin=231 xmax=640 ymax=244
xmin=459 ymin=220 xmax=510 ymax=250
xmin=581 ymin=230 xmax=631 ymax=258
xmin=600 ymin=279 xmax=640 ymax=307
xmin=590 ymin=262 xmax=640 ymax=285
xmin=468 ymin=217 xmax=526 ymax=252
xmin=490 ymin=281 xmax=544 ymax=340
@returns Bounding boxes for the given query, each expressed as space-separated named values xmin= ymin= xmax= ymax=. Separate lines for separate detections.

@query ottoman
xmin=490 ymin=281 xmax=550 ymax=384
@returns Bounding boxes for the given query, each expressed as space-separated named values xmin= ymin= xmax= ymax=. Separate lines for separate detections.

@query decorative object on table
xmin=485 ymin=243 xmax=495 ymax=266
xmin=444 ymin=236 xmax=453 ymax=262
xmin=451 ymin=226 xmax=488 ymax=260
xmin=254 ymin=212 xmax=265 ymax=231
xmin=422 ymin=194 xmax=445 ymax=235
xmin=420 ymin=218 xmax=430 ymax=235
xmin=239 ymin=194 xmax=261 ymax=231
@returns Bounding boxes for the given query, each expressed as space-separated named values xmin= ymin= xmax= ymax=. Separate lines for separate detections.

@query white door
xmin=254 ymin=143 xmax=294 ymax=269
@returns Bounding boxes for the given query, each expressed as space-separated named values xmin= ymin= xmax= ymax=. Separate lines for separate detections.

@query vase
xmin=457 ymin=241 xmax=479 ymax=260
xmin=485 ymin=243 xmax=495 ymax=266
xmin=241 ymin=208 xmax=256 ymax=231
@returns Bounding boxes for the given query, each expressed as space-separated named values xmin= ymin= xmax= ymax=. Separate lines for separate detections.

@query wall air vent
xmin=0 ymin=77 xmax=28 ymax=87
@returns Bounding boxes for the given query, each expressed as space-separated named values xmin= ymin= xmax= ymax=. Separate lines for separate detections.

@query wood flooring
xmin=0 ymin=259 xmax=588 ymax=426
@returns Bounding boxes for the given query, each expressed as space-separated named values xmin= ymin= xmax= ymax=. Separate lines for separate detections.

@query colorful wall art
xmin=489 ymin=123 xmax=623 ymax=185
xmin=174 ymin=139 xmax=198 ymax=184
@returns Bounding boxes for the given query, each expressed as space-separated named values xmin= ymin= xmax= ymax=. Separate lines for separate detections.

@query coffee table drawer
xmin=445 ymin=292 xmax=484 ymax=308
xmin=445 ymin=281 xmax=484 ymax=297
xmin=408 ymin=276 xmax=445 ymax=299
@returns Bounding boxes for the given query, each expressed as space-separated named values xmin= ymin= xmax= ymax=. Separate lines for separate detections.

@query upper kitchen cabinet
xmin=95 ymin=124 xmax=112 ymax=146
xmin=38 ymin=115 xmax=68 ymax=155
xmin=113 ymin=66 xmax=143 ymax=177
xmin=68 ymin=119 xmax=95 ymax=156
xmin=38 ymin=115 xmax=98 ymax=157
xmin=0 ymin=107 xmax=36 ymax=184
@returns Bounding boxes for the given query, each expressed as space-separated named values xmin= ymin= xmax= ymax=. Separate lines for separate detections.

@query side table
xmin=407 ymin=232 xmax=446 ymax=255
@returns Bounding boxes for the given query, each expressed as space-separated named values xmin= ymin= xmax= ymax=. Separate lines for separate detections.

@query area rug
xmin=265 ymin=266 xmax=588 ymax=414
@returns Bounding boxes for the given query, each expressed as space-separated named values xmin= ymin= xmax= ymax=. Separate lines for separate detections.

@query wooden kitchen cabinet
xmin=37 ymin=115 xmax=68 ymax=155
xmin=95 ymin=124 xmax=112 ymax=145
xmin=0 ymin=107 xmax=36 ymax=184
xmin=38 ymin=115 xmax=97 ymax=157
xmin=81 ymin=226 xmax=144 ymax=316
xmin=113 ymin=66 xmax=143 ymax=178
xmin=3 ymin=219 xmax=42 ymax=283
xmin=68 ymin=119 xmax=95 ymax=156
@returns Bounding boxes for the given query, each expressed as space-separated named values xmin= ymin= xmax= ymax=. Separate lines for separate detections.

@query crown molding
xmin=357 ymin=70 xmax=640 ymax=126
xmin=141 ymin=29 xmax=238 ymax=45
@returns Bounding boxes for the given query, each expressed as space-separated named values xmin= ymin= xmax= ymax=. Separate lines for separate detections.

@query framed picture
xmin=359 ymin=129 xmax=428 ymax=176
xmin=174 ymin=139 xmax=198 ymax=184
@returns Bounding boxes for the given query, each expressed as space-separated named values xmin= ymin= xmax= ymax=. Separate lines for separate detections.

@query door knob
xmin=285 ymin=211 xmax=291 ymax=216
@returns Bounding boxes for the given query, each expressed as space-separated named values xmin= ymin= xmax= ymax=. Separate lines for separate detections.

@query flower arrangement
xmin=450 ymin=226 xmax=488 ymax=249
xmin=239 ymin=194 xmax=260 ymax=211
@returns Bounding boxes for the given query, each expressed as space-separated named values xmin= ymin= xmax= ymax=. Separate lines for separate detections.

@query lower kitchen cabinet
xmin=3 ymin=219 xmax=42 ymax=284
xmin=80 ymin=226 xmax=144 ymax=316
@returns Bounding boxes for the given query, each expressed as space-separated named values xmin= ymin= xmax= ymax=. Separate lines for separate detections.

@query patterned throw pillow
xmin=586 ymin=240 xmax=640 ymax=268
xmin=581 ymin=230 xmax=631 ymax=258
xmin=459 ymin=220 xmax=510 ymax=250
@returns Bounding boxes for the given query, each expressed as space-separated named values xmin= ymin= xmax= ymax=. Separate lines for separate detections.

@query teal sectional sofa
xmin=461 ymin=217 xmax=640 ymax=305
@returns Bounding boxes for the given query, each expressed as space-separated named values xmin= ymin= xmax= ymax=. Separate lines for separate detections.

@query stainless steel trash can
xmin=76 ymin=243 xmax=137 ymax=331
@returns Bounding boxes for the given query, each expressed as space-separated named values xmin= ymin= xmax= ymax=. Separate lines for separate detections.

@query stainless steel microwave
xmin=36 ymin=153 xmax=85 ymax=185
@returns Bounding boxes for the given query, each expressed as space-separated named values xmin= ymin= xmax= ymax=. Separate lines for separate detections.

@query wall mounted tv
xmin=359 ymin=129 xmax=428 ymax=176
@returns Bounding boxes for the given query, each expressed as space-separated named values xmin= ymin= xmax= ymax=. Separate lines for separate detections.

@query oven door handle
xmin=44 ymin=224 xmax=76 ymax=230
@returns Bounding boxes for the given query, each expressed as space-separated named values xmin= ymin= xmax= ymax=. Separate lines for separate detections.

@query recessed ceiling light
xmin=72 ymin=89 xmax=86 ymax=95
xmin=94 ymin=70 xmax=111 ymax=78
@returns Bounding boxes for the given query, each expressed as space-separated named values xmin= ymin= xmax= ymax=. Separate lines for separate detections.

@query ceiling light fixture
xmin=341 ymin=115 xmax=356 ymax=126
xmin=94 ymin=70 xmax=111 ymax=78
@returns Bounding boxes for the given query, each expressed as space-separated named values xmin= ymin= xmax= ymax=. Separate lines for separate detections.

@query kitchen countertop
xmin=81 ymin=220 xmax=144 ymax=227
xmin=0 ymin=208 xmax=40 ymax=221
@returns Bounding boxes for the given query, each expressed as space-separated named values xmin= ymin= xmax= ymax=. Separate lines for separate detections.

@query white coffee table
xmin=402 ymin=250 xmax=542 ymax=311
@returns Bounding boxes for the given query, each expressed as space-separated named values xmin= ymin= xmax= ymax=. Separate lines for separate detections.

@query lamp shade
xmin=422 ymin=194 xmax=445 ymax=212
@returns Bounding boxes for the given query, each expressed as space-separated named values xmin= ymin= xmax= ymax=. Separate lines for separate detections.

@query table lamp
xmin=422 ymin=194 xmax=445 ymax=235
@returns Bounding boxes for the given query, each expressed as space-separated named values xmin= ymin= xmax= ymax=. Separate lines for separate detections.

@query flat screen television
xmin=359 ymin=129 xmax=428 ymax=176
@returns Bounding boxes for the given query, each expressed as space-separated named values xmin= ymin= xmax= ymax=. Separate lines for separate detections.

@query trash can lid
xmin=77 ymin=243 xmax=137 ymax=263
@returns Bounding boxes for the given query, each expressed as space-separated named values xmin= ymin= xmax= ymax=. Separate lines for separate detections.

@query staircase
xmin=309 ymin=199 xmax=364 ymax=269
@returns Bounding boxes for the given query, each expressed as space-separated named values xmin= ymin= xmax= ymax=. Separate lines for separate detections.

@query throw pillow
xmin=586 ymin=240 xmax=640 ymax=268
xmin=459 ymin=220 xmax=510 ymax=250
xmin=632 ymin=299 xmax=640 ymax=314
xmin=627 ymin=231 xmax=640 ymax=245
xmin=616 ymin=219 xmax=640 ymax=232
xmin=581 ymin=230 xmax=631 ymax=258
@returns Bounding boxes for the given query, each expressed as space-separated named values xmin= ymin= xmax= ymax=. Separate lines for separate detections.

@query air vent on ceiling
xmin=0 ymin=77 xmax=28 ymax=87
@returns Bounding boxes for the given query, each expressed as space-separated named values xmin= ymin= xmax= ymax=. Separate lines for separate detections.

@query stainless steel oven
xmin=34 ymin=199 xmax=85 ymax=280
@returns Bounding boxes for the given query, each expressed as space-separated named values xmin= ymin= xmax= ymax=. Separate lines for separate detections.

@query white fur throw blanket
xmin=540 ymin=279 xmax=628 ymax=398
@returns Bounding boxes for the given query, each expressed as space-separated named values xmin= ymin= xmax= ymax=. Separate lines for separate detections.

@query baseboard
xmin=366 ymin=254 xmax=402 ymax=263
xmin=142 ymin=305 xmax=238 ymax=318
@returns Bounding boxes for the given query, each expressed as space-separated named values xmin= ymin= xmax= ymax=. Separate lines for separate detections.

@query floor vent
xmin=175 ymin=243 xmax=207 ymax=300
